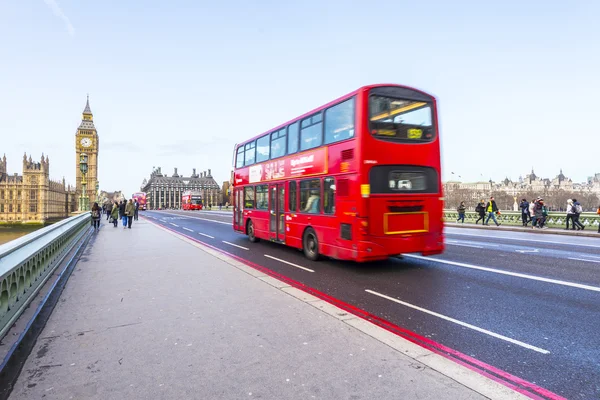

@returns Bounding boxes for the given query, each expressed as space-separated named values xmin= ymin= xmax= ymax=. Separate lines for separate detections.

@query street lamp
xmin=79 ymin=153 xmax=89 ymax=211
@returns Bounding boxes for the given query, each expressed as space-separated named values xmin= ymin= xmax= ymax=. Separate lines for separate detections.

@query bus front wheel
xmin=247 ymin=220 xmax=259 ymax=243
xmin=303 ymin=228 xmax=320 ymax=261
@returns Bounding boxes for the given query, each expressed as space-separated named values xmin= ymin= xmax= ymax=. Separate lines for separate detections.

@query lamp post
xmin=79 ymin=153 xmax=89 ymax=211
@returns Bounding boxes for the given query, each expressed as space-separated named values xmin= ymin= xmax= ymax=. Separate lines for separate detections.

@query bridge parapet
xmin=0 ymin=213 xmax=90 ymax=338
xmin=443 ymin=210 xmax=600 ymax=228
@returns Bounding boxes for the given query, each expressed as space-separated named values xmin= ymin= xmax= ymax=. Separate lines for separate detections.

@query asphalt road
xmin=143 ymin=210 xmax=600 ymax=400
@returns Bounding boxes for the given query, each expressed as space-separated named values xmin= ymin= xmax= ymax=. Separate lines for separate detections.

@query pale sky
xmin=1 ymin=0 xmax=599 ymax=196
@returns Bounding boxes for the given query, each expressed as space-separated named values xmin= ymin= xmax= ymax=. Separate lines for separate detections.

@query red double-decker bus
xmin=182 ymin=191 xmax=203 ymax=210
xmin=132 ymin=192 xmax=147 ymax=211
xmin=232 ymin=84 xmax=444 ymax=262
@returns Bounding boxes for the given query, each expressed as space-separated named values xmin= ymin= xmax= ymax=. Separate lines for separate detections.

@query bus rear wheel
xmin=247 ymin=220 xmax=259 ymax=243
xmin=303 ymin=228 xmax=319 ymax=261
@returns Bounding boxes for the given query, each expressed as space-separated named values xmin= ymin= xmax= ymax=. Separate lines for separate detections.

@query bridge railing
xmin=443 ymin=210 xmax=600 ymax=228
xmin=0 ymin=213 xmax=91 ymax=338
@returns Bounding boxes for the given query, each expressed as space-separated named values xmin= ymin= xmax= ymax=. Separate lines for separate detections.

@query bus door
xmin=269 ymin=183 xmax=285 ymax=242
xmin=233 ymin=187 xmax=244 ymax=231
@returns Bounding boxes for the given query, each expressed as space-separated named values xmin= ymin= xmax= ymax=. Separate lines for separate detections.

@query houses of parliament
xmin=0 ymin=97 xmax=99 ymax=224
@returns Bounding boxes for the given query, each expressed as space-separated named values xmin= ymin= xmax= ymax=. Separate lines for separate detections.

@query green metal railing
xmin=0 ymin=213 xmax=91 ymax=339
xmin=443 ymin=210 xmax=600 ymax=229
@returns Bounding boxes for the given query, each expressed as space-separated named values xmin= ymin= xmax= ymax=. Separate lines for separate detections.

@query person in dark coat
xmin=475 ymin=200 xmax=486 ymax=224
xmin=118 ymin=200 xmax=127 ymax=228
xmin=519 ymin=198 xmax=530 ymax=226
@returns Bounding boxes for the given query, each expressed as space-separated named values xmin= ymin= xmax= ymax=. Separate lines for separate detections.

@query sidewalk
xmin=9 ymin=218 xmax=522 ymax=400
xmin=446 ymin=221 xmax=600 ymax=238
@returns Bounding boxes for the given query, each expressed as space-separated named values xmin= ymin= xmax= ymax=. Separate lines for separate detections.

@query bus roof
xmin=235 ymin=83 xmax=435 ymax=150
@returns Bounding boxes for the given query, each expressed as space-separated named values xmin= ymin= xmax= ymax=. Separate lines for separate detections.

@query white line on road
xmin=264 ymin=254 xmax=315 ymax=272
xmin=404 ymin=254 xmax=600 ymax=293
xmin=183 ymin=227 xmax=194 ymax=232
xmin=568 ymin=257 xmax=600 ymax=264
xmin=170 ymin=223 xmax=179 ymax=227
xmin=365 ymin=289 xmax=550 ymax=354
xmin=222 ymin=241 xmax=249 ymax=250
xmin=446 ymin=242 xmax=483 ymax=249
xmin=447 ymin=231 xmax=600 ymax=249
xmin=198 ymin=232 xmax=215 ymax=239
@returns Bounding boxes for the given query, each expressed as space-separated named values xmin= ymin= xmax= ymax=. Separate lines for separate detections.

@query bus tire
xmin=303 ymin=227 xmax=320 ymax=261
xmin=247 ymin=220 xmax=259 ymax=243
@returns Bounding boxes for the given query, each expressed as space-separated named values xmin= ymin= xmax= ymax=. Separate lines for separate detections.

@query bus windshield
xmin=369 ymin=96 xmax=435 ymax=143
xmin=191 ymin=196 xmax=202 ymax=205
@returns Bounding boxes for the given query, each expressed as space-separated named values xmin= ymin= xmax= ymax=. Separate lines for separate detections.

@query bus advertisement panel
xmin=182 ymin=191 xmax=203 ymax=210
xmin=232 ymin=84 xmax=444 ymax=263
xmin=132 ymin=192 xmax=147 ymax=211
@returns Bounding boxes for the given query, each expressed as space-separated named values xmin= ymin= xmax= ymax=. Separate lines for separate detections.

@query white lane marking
xmin=170 ymin=223 xmax=179 ymax=227
xmin=222 ymin=241 xmax=249 ymax=250
xmin=568 ymin=257 xmax=600 ymax=264
xmin=264 ymin=254 xmax=315 ymax=273
xmin=183 ymin=227 xmax=194 ymax=232
xmin=198 ymin=232 xmax=215 ymax=239
xmin=404 ymin=254 xmax=600 ymax=293
xmin=446 ymin=242 xmax=483 ymax=249
xmin=365 ymin=289 xmax=550 ymax=354
xmin=447 ymin=231 xmax=600 ymax=249
xmin=515 ymin=249 xmax=539 ymax=254
xmin=165 ymin=213 xmax=230 ymax=225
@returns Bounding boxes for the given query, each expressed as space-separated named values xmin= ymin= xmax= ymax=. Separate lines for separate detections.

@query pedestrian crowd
xmin=456 ymin=196 xmax=600 ymax=232
xmin=91 ymin=198 xmax=140 ymax=231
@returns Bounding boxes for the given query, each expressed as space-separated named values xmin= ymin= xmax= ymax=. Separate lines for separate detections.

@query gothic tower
xmin=75 ymin=95 xmax=99 ymax=209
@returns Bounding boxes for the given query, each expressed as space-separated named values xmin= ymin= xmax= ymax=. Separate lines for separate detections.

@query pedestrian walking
xmin=597 ymin=205 xmax=600 ymax=233
xmin=475 ymin=200 xmax=486 ymax=224
xmin=572 ymin=199 xmax=585 ymax=230
xmin=484 ymin=196 xmax=500 ymax=226
xmin=91 ymin=202 xmax=101 ymax=231
xmin=519 ymin=198 xmax=530 ymax=226
xmin=134 ymin=200 xmax=140 ymax=221
xmin=111 ymin=201 xmax=119 ymax=227
xmin=566 ymin=199 xmax=576 ymax=230
xmin=125 ymin=199 xmax=135 ymax=229
xmin=457 ymin=201 xmax=466 ymax=223
xmin=119 ymin=200 xmax=127 ymax=229
xmin=105 ymin=203 xmax=111 ymax=220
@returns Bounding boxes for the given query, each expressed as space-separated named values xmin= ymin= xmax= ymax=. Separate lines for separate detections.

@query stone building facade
xmin=141 ymin=167 xmax=220 ymax=210
xmin=0 ymin=154 xmax=76 ymax=224
xmin=444 ymin=169 xmax=600 ymax=211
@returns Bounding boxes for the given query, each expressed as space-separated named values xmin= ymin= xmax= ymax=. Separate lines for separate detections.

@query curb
xmin=445 ymin=222 xmax=599 ymax=238
xmin=144 ymin=217 xmax=564 ymax=400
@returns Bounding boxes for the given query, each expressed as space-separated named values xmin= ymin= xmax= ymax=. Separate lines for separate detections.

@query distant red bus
xmin=232 ymin=84 xmax=444 ymax=262
xmin=182 ymin=191 xmax=203 ymax=210
xmin=132 ymin=192 xmax=147 ymax=211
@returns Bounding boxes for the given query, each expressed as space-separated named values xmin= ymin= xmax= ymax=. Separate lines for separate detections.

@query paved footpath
xmin=9 ymin=218 xmax=523 ymax=400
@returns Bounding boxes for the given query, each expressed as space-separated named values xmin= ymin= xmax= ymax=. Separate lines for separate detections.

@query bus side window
xmin=244 ymin=142 xmax=256 ymax=166
xmin=288 ymin=122 xmax=299 ymax=155
xmin=324 ymin=98 xmax=355 ymax=145
xmin=236 ymin=146 xmax=244 ymax=168
xmin=300 ymin=113 xmax=323 ymax=152
xmin=255 ymin=185 xmax=268 ymax=210
xmin=244 ymin=186 xmax=255 ymax=209
xmin=300 ymin=179 xmax=320 ymax=214
xmin=289 ymin=181 xmax=297 ymax=212
xmin=324 ymin=177 xmax=335 ymax=214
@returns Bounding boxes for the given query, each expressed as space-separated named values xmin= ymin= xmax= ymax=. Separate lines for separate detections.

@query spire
xmin=83 ymin=94 xmax=92 ymax=114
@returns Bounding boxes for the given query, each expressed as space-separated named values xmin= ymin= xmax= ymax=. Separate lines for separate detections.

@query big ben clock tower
xmin=75 ymin=95 xmax=99 ymax=210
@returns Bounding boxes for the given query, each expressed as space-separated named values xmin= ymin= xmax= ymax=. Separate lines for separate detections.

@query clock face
xmin=80 ymin=138 xmax=92 ymax=148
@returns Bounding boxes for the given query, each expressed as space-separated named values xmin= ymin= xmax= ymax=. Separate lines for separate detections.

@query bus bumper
xmin=354 ymin=234 xmax=444 ymax=262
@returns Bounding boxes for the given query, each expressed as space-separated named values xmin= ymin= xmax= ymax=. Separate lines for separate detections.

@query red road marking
xmin=144 ymin=216 xmax=566 ymax=400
